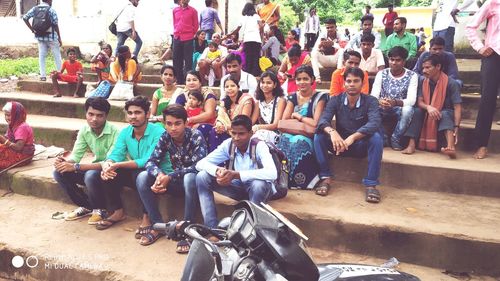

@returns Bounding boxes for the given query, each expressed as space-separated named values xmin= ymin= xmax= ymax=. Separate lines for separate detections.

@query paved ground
xmin=0 ymin=193 xmax=496 ymax=281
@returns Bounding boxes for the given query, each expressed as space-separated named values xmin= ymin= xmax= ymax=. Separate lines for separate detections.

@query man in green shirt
xmin=53 ymin=97 xmax=119 ymax=224
xmin=96 ymin=96 xmax=173 ymax=231
xmin=383 ymin=17 xmax=417 ymax=68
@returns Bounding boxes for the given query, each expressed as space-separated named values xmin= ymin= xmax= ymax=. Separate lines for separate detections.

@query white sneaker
xmin=65 ymin=207 xmax=91 ymax=221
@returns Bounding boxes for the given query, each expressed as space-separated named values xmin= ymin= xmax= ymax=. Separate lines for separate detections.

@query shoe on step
xmin=65 ymin=207 xmax=91 ymax=221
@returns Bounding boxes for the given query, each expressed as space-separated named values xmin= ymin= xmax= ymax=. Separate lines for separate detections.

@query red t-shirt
xmin=61 ymin=60 xmax=83 ymax=76
xmin=383 ymin=12 xmax=398 ymax=28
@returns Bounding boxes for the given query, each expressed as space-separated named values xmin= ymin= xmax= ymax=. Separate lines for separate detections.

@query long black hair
xmin=255 ymin=71 xmax=284 ymax=102
xmin=223 ymin=75 xmax=243 ymax=111
xmin=116 ymin=45 xmax=130 ymax=73
xmin=242 ymin=3 xmax=256 ymax=16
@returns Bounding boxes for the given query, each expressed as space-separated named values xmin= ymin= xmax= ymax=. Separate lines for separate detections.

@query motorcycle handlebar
xmin=184 ymin=224 xmax=224 ymax=274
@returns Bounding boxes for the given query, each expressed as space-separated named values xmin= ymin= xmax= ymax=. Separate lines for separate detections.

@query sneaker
xmin=65 ymin=207 xmax=91 ymax=221
xmin=87 ymin=209 xmax=106 ymax=225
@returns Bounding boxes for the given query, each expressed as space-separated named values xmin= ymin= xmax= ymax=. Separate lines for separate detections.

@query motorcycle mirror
xmin=217 ymin=217 xmax=231 ymax=230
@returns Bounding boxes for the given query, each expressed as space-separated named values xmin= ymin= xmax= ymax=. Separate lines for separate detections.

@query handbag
xmin=109 ymin=7 xmax=126 ymax=35
xmin=87 ymin=80 xmax=111 ymax=99
xmin=277 ymin=119 xmax=316 ymax=138
xmin=108 ymin=81 xmax=134 ymax=100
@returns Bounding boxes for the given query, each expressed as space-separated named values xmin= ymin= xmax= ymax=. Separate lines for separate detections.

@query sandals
xmin=135 ymin=225 xmax=152 ymax=239
xmin=139 ymin=229 xmax=164 ymax=246
xmin=365 ymin=186 xmax=381 ymax=203
xmin=95 ymin=217 xmax=126 ymax=230
xmin=315 ymin=179 xmax=332 ymax=196
xmin=176 ymin=239 xmax=191 ymax=254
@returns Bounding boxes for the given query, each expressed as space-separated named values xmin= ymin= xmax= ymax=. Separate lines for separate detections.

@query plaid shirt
xmin=23 ymin=3 xmax=59 ymax=42
xmin=146 ymin=128 xmax=208 ymax=181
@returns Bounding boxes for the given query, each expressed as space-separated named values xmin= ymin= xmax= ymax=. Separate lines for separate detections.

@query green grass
xmin=0 ymin=57 xmax=90 ymax=78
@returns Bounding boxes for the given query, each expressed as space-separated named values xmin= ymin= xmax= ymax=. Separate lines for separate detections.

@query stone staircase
xmin=1 ymin=59 xmax=500 ymax=279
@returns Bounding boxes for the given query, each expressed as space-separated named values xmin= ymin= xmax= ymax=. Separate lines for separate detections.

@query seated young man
xmin=402 ymin=54 xmax=462 ymax=159
xmin=53 ymin=97 xmax=119 ymax=223
xmin=51 ymin=48 xmax=83 ymax=98
xmin=371 ymin=46 xmax=418 ymax=150
xmin=138 ymin=104 xmax=208 ymax=250
xmin=330 ymin=50 xmax=369 ymax=96
xmin=98 ymin=96 xmax=173 ymax=231
xmin=314 ymin=67 xmax=383 ymax=202
xmin=413 ymin=36 xmax=462 ymax=87
xmin=195 ymin=115 xmax=277 ymax=228
xmin=345 ymin=15 xmax=382 ymax=50
xmin=311 ymin=18 xmax=342 ymax=84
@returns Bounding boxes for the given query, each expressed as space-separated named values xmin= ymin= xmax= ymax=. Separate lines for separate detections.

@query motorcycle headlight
xmin=227 ymin=209 xmax=257 ymax=247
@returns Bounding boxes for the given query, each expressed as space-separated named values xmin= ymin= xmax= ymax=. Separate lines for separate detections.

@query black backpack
xmin=32 ymin=6 xmax=52 ymax=36
xmin=227 ymin=138 xmax=289 ymax=200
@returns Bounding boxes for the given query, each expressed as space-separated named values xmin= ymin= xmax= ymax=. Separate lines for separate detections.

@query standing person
xmin=51 ymin=48 xmax=83 ymax=98
xmin=0 ymin=102 xmax=35 ymax=170
xmin=97 ymin=96 xmax=173 ymax=231
xmin=22 ymin=0 xmax=62 ymax=81
xmin=196 ymin=115 xmax=277 ymax=229
xmin=115 ymin=0 xmax=142 ymax=59
xmin=382 ymin=4 xmax=398 ymax=37
xmin=465 ymin=0 xmax=500 ymax=159
xmin=173 ymin=0 xmax=199 ymax=84
xmin=53 ymin=98 xmax=119 ymax=224
xmin=304 ymin=8 xmax=320 ymax=51
xmin=433 ymin=0 xmax=474 ymax=52
xmin=199 ymin=0 xmax=223 ymax=41
xmin=314 ymin=67 xmax=383 ymax=201
xmin=138 ymin=104 xmax=208 ymax=249
xmin=364 ymin=5 xmax=373 ymax=17
xmin=346 ymin=15 xmax=381 ymax=50
xmin=225 ymin=3 xmax=263 ymax=77
xmin=311 ymin=18 xmax=342 ymax=84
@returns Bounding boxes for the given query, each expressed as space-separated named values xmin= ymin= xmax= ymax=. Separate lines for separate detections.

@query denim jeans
xmin=53 ymin=169 xmax=105 ymax=210
xmin=137 ymin=171 xmax=198 ymax=224
xmin=313 ymin=132 xmax=383 ymax=187
xmin=433 ymin=27 xmax=455 ymax=53
xmin=380 ymin=106 xmax=414 ymax=149
xmin=196 ymin=170 xmax=272 ymax=228
xmin=203 ymin=29 xmax=214 ymax=41
xmin=38 ymin=40 xmax=62 ymax=78
xmin=116 ymin=29 xmax=143 ymax=58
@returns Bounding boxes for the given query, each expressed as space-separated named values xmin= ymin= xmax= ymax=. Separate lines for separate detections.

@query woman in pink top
xmin=0 ymin=102 xmax=35 ymax=169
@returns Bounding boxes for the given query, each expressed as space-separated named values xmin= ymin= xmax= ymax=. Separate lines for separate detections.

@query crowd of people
xmin=7 ymin=0 xmax=498 ymax=253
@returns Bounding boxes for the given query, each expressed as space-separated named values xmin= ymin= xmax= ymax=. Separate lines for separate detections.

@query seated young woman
xmin=209 ymin=75 xmax=254 ymax=151
xmin=109 ymin=45 xmax=142 ymax=84
xmin=251 ymin=71 xmax=286 ymax=144
xmin=0 ymin=102 xmax=35 ymax=170
xmin=90 ymin=43 xmax=113 ymax=84
xmin=150 ymin=65 xmax=185 ymax=123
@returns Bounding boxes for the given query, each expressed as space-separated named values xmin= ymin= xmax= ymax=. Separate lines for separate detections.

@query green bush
xmin=0 ymin=57 xmax=56 ymax=78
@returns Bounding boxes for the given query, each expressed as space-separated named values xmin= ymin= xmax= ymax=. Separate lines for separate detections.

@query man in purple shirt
xmin=173 ymin=0 xmax=198 ymax=84
xmin=199 ymin=0 xmax=223 ymax=41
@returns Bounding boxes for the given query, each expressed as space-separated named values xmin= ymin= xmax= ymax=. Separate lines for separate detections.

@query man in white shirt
xmin=115 ymin=0 xmax=142 ymax=58
xmin=195 ymin=115 xmax=277 ymax=228
xmin=346 ymin=15 xmax=382 ymax=50
xmin=198 ymin=33 xmax=228 ymax=86
xmin=432 ymin=0 xmax=474 ymax=52
xmin=311 ymin=18 xmax=342 ymax=84
xmin=304 ymin=8 xmax=320 ymax=51
xmin=371 ymin=46 xmax=418 ymax=150
xmin=220 ymin=53 xmax=258 ymax=99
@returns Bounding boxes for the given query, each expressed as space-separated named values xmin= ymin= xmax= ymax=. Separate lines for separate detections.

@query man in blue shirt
xmin=196 ymin=115 xmax=277 ymax=228
xmin=199 ymin=0 xmax=223 ymax=40
xmin=22 ymin=0 xmax=62 ymax=81
xmin=138 ymin=104 xmax=208 ymax=249
xmin=96 ymin=96 xmax=173 ymax=232
xmin=314 ymin=67 xmax=383 ymax=202
xmin=413 ymin=36 xmax=462 ymax=87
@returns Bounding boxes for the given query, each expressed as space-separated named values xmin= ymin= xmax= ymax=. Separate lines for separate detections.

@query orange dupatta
xmin=418 ymin=72 xmax=448 ymax=151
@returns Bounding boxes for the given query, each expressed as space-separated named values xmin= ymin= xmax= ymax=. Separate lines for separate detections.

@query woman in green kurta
xmin=150 ymin=65 xmax=184 ymax=123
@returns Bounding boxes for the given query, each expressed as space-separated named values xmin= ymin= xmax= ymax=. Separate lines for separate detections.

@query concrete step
xmin=82 ymin=73 xmax=163 ymax=85
xmin=83 ymin=64 xmax=164 ymax=76
xmin=2 ymin=194 xmax=495 ymax=281
xmin=1 ymin=167 xmax=500 ymax=277
xmin=461 ymin=93 xmax=500 ymax=121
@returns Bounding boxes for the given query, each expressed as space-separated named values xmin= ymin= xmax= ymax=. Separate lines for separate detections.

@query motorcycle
xmin=154 ymin=201 xmax=421 ymax=281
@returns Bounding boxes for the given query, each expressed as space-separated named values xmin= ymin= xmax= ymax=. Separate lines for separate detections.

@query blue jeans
xmin=53 ymin=169 xmax=105 ymax=210
xmin=38 ymin=40 xmax=62 ymax=78
xmin=380 ymin=106 xmax=414 ymax=149
xmin=137 ymin=171 xmax=198 ymax=224
xmin=116 ymin=29 xmax=143 ymax=58
xmin=314 ymin=132 xmax=383 ymax=187
xmin=433 ymin=27 xmax=455 ymax=53
xmin=196 ymin=170 xmax=272 ymax=228
xmin=203 ymin=29 xmax=214 ymax=41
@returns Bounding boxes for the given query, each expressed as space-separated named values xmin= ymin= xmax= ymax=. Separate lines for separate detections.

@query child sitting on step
xmin=51 ymin=48 xmax=83 ymax=98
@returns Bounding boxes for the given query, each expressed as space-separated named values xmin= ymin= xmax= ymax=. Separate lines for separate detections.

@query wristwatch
xmin=74 ymin=163 xmax=81 ymax=172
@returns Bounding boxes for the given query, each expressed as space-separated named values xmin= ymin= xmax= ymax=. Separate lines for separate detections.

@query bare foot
xmin=473 ymin=147 xmax=488 ymax=159
xmin=402 ymin=145 xmax=415 ymax=155
xmin=441 ymin=147 xmax=457 ymax=159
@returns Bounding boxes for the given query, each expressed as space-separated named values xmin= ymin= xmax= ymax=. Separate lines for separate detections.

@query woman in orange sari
xmin=0 ymin=102 xmax=35 ymax=169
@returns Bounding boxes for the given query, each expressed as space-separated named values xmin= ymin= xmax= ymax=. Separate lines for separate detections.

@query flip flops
xmin=95 ymin=217 xmax=126 ymax=230
xmin=176 ymin=239 xmax=191 ymax=254
xmin=139 ymin=229 xmax=164 ymax=246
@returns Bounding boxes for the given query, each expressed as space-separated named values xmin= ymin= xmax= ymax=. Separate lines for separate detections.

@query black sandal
xmin=135 ymin=225 xmax=152 ymax=239
xmin=176 ymin=239 xmax=191 ymax=254
xmin=139 ymin=230 xmax=164 ymax=246
xmin=315 ymin=179 xmax=332 ymax=196
xmin=365 ymin=186 xmax=381 ymax=203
